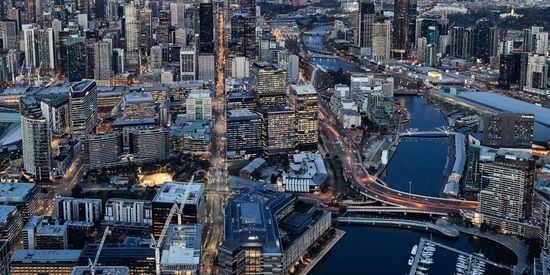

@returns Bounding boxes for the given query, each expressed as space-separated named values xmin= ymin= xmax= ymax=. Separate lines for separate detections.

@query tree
xmin=71 ymin=185 xmax=83 ymax=198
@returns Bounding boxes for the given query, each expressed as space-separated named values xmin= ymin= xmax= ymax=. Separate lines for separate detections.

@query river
xmin=311 ymin=98 xmax=516 ymax=275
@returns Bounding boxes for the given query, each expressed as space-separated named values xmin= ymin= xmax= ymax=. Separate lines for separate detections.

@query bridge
xmin=399 ymin=127 xmax=455 ymax=137
xmin=346 ymin=206 xmax=448 ymax=217
xmin=309 ymin=54 xmax=336 ymax=59
xmin=337 ymin=217 xmax=459 ymax=238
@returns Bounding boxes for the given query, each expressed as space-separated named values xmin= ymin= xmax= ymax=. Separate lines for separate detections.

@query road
xmin=201 ymin=8 xmax=228 ymax=275
xmin=318 ymin=101 xmax=478 ymax=212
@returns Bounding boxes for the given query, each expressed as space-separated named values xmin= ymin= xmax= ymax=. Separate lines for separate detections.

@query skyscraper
xmin=124 ymin=4 xmax=140 ymax=71
xmin=289 ymin=84 xmax=318 ymax=151
xmin=483 ymin=113 xmax=534 ymax=149
xmin=69 ymin=80 xmax=97 ymax=139
xmin=393 ymin=0 xmax=417 ymax=56
xmin=474 ymin=19 xmax=493 ymax=63
xmin=372 ymin=20 xmax=391 ymax=61
xmin=157 ymin=10 xmax=171 ymax=44
xmin=66 ymin=36 xmax=88 ymax=82
xmin=227 ymin=109 xmax=262 ymax=158
xmin=523 ymin=54 xmax=549 ymax=95
xmin=257 ymin=106 xmax=296 ymax=154
xmin=498 ymin=53 xmax=523 ymax=89
xmin=250 ymin=62 xmax=288 ymax=106
xmin=20 ymin=95 xmax=51 ymax=181
xmin=93 ymin=40 xmax=112 ymax=80
xmin=356 ymin=0 xmax=375 ymax=54
xmin=199 ymin=1 xmax=214 ymax=54
xmin=450 ymin=26 xmax=474 ymax=59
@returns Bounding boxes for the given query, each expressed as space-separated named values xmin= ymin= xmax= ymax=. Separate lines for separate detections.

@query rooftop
xmin=291 ymin=84 xmax=317 ymax=95
xmin=10 ymin=249 xmax=81 ymax=263
xmin=153 ymin=182 xmax=204 ymax=205
xmin=188 ymin=89 xmax=212 ymax=99
xmin=71 ymin=266 xmax=130 ymax=275
xmin=0 ymin=182 xmax=36 ymax=203
xmin=122 ymin=92 xmax=155 ymax=104
xmin=161 ymin=224 xmax=201 ymax=267
xmin=227 ymin=109 xmax=259 ymax=120
xmin=70 ymin=80 xmax=96 ymax=93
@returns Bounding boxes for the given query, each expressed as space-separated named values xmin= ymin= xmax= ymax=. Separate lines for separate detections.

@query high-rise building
xmin=24 ymin=0 xmax=36 ymax=23
xmin=356 ymin=0 xmax=375 ymax=55
xmin=227 ymin=109 xmax=262 ymax=158
xmin=94 ymin=40 xmax=112 ymax=80
xmin=393 ymin=0 xmax=417 ymax=56
xmin=250 ymin=62 xmax=288 ymax=106
xmin=478 ymin=150 xmax=535 ymax=234
xmin=0 ymin=182 xmax=39 ymax=224
xmin=199 ymin=1 xmax=214 ymax=54
xmin=372 ymin=20 xmax=391 ymax=61
xmin=124 ymin=4 xmax=140 ymax=71
xmin=289 ymin=84 xmax=318 ymax=151
xmin=157 ymin=10 xmax=172 ymax=44
xmin=229 ymin=8 xmax=256 ymax=59
xmin=257 ymin=106 xmax=296 ymax=154
xmin=169 ymin=3 xmax=185 ymax=28
xmin=103 ymin=198 xmax=152 ymax=227
xmin=39 ymin=94 xmax=70 ymax=137
xmin=84 ymin=132 xmax=122 ymax=169
xmin=151 ymin=181 xmax=203 ymax=237
xmin=160 ymin=224 xmax=201 ymax=274
xmin=55 ymin=197 xmax=103 ymax=224
xmin=197 ymin=53 xmax=215 ymax=81
xmin=139 ymin=8 xmax=153 ymax=53
xmin=414 ymin=18 xmax=438 ymax=46
xmin=498 ymin=53 xmax=524 ymax=89
xmin=23 ymin=216 xmax=68 ymax=250
xmin=186 ymin=89 xmax=212 ymax=121
xmin=523 ymin=54 xmax=549 ymax=95
xmin=22 ymin=25 xmax=55 ymax=70
xmin=524 ymin=26 xmax=549 ymax=55
xmin=483 ymin=113 xmax=534 ymax=149
xmin=474 ymin=19 xmax=493 ymax=63
xmin=66 ymin=36 xmax=88 ymax=82
xmin=450 ymin=26 xmax=474 ymax=59
xmin=179 ymin=47 xmax=196 ymax=81
xmin=69 ymin=80 xmax=97 ymax=139
xmin=0 ymin=205 xmax=23 ymax=251
xmin=20 ymin=95 xmax=51 ymax=181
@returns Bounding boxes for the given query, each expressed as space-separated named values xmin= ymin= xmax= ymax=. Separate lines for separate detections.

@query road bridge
xmin=346 ymin=206 xmax=448 ymax=216
xmin=337 ymin=217 xmax=459 ymax=238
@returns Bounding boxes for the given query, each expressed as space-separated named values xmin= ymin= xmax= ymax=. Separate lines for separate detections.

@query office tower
xmin=450 ymin=26 xmax=474 ymax=59
xmin=0 ymin=20 xmax=18 ymax=49
xmin=9 ymin=249 xmax=81 ymax=275
xmin=113 ymin=48 xmax=125 ymax=74
xmin=425 ymin=44 xmax=437 ymax=66
xmin=0 ymin=205 xmax=23 ymax=251
xmin=257 ymin=106 xmax=296 ymax=154
xmin=524 ymin=26 xmax=549 ymax=55
xmin=25 ymin=0 xmax=36 ymax=23
xmin=130 ymin=127 xmax=169 ymax=161
xmin=174 ymin=28 xmax=187 ymax=46
xmin=226 ymin=91 xmax=256 ymax=112
xmin=186 ymin=89 xmax=212 ymax=121
xmin=416 ymin=37 xmax=427 ymax=63
xmin=415 ymin=18 xmax=438 ymax=45
xmin=286 ymin=54 xmax=299 ymax=83
xmin=0 ymin=182 xmax=39 ymax=224
xmin=66 ymin=36 xmax=88 ymax=82
xmin=55 ymin=197 xmax=103 ymax=223
xmin=22 ymin=24 xmax=38 ymax=69
xmin=372 ymin=20 xmax=391 ymax=61
xmin=84 ymin=132 xmax=122 ymax=169
xmin=489 ymin=26 xmax=500 ymax=59
xmin=483 ymin=113 xmax=534 ymax=149
xmin=227 ymin=109 xmax=261 ymax=158
xmin=393 ymin=0 xmax=417 ymax=56
xmin=160 ymin=224 xmax=201 ymax=274
xmin=139 ymin=8 xmax=153 ymax=53
xmin=230 ymin=7 xmax=256 ymax=58
xmin=157 ymin=10 xmax=171 ymax=44
xmin=250 ymin=62 xmax=288 ymax=106
xmin=230 ymin=56 xmax=250 ymax=79
xmin=151 ymin=181 xmax=203 ymax=237
xmin=498 ymin=53 xmax=523 ymax=89
xmin=197 ymin=53 xmax=215 ymax=81
xmin=149 ymin=45 xmax=162 ymax=69
xmin=356 ymin=0 xmax=375 ymax=55
xmin=289 ymin=84 xmax=318 ymax=151
xmin=199 ymin=1 xmax=214 ymax=53
xmin=79 ymin=243 xmax=154 ymax=274
xmin=427 ymin=25 xmax=439 ymax=45
xmin=180 ymin=47 xmax=196 ymax=80
xmin=478 ymin=150 xmax=535 ymax=234
xmin=103 ymin=198 xmax=152 ymax=227
xmin=69 ymin=80 xmax=97 ymax=139
xmin=474 ymin=19 xmax=493 ymax=62
xmin=523 ymin=55 xmax=549 ymax=95
xmin=23 ymin=216 xmax=68 ymax=250
xmin=39 ymin=94 xmax=70 ymax=137
xmin=218 ymin=190 xmax=331 ymax=275
xmin=125 ymin=4 xmax=140 ymax=71
xmin=20 ymin=96 xmax=51 ymax=181
xmin=94 ymin=40 xmax=112 ymax=80
xmin=169 ymin=3 xmax=185 ymax=28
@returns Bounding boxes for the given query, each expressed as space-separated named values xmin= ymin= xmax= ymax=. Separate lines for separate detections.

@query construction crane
xmin=88 ymin=226 xmax=110 ymax=275
xmin=150 ymin=203 xmax=179 ymax=275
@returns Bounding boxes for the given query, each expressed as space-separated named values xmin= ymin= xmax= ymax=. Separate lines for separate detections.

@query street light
xmin=408 ymin=181 xmax=412 ymax=201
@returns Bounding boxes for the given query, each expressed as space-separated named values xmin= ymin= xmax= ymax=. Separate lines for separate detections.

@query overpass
xmin=346 ymin=206 xmax=448 ymax=216
xmin=337 ymin=217 xmax=459 ymax=238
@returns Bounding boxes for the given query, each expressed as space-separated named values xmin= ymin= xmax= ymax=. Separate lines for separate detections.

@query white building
xmin=186 ymin=89 xmax=212 ymax=121
xmin=282 ymin=153 xmax=328 ymax=193
xmin=197 ymin=54 xmax=215 ymax=82
xmin=161 ymin=224 xmax=202 ymax=274
xmin=230 ymin=56 xmax=250 ymax=79
xmin=103 ymin=198 xmax=152 ymax=226
xmin=55 ymin=197 xmax=103 ymax=224
xmin=180 ymin=48 xmax=196 ymax=81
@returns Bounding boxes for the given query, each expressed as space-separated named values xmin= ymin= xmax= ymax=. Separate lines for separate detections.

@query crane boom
xmin=89 ymin=226 xmax=110 ymax=275
xmin=151 ymin=203 xmax=178 ymax=275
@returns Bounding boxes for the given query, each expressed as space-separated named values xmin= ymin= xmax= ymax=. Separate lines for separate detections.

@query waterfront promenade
xmin=299 ymin=229 xmax=346 ymax=275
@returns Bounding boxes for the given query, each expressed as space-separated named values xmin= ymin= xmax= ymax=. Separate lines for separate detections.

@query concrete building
xmin=523 ymin=55 xmax=549 ymax=96
xmin=55 ymin=197 xmax=103 ymax=224
xmin=0 ymin=182 xmax=39 ymax=223
xmin=84 ymin=132 xmax=122 ymax=169
xmin=71 ymin=266 xmax=129 ymax=275
xmin=169 ymin=117 xmax=212 ymax=154
xmin=230 ymin=56 xmax=250 ymax=79
xmin=180 ymin=47 xmax=196 ymax=81
xmin=20 ymin=95 xmax=51 ymax=181
xmin=94 ymin=40 xmax=112 ymax=80
xmin=103 ymin=198 xmax=152 ymax=228
xmin=197 ymin=54 xmax=215 ymax=82
xmin=257 ymin=106 xmax=296 ymax=154
xmin=483 ymin=113 xmax=534 ymax=149
xmin=39 ymin=94 xmax=70 ymax=137
xmin=124 ymin=4 xmax=140 ymax=71
xmin=289 ymin=84 xmax=318 ymax=150
xmin=283 ymin=153 xmax=329 ymax=193
xmin=186 ymin=89 xmax=212 ymax=121
xmin=23 ymin=216 xmax=68 ymax=250
xmin=372 ymin=20 xmax=392 ymax=61
xmin=160 ymin=224 xmax=202 ymax=274
xmin=121 ymin=92 xmax=156 ymax=120
xmin=130 ymin=127 xmax=169 ymax=161
xmin=227 ymin=109 xmax=262 ymax=158
xmin=69 ymin=80 xmax=97 ymax=140
xmin=9 ymin=249 xmax=82 ymax=275
xmin=152 ymin=181 xmax=203 ymax=237
xmin=78 ymin=241 xmax=154 ymax=274
xmin=0 ymin=205 xmax=22 ymax=251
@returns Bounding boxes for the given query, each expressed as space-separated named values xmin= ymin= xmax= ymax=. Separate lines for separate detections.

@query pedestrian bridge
xmin=337 ymin=217 xmax=460 ymax=238
xmin=346 ymin=206 xmax=448 ymax=216
xmin=399 ymin=127 xmax=455 ymax=137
